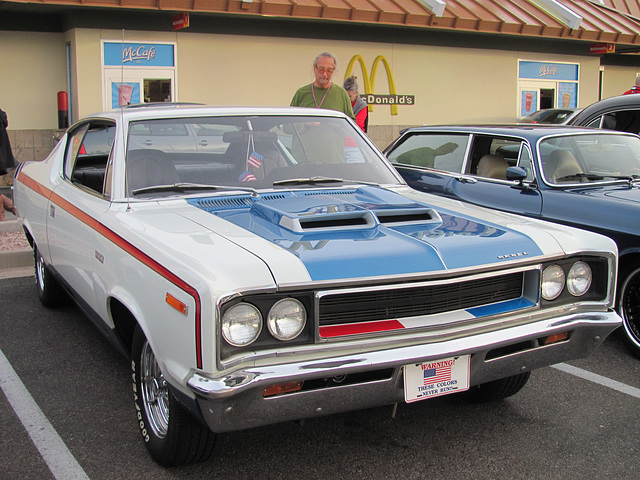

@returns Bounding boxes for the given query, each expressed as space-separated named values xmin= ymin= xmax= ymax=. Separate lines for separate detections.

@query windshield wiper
xmin=272 ymin=177 xmax=346 ymax=186
xmin=272 ymin=177 xmax=380 ymax=187
xmin=605 ymin=174 xmax=640 ymax=181
xmin=132 ymin=182 xmax=259 ymax=197
xmin=555 ymin=173 xmax=604 ymax=182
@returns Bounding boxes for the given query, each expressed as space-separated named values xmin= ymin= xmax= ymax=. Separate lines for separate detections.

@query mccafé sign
xmin=345 ymin=55 xmax=414 ymax=115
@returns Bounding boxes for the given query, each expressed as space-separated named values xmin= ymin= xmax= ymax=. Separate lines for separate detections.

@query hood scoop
xmin=251 ymin=200 xmax=441 ymax=234
xmin=190 ymin=187 xmax=442 ymax=233
xmin=375 ymin=209 xmax=438 ymax=225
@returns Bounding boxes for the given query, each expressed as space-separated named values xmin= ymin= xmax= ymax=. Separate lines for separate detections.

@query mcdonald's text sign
xmin=365 ymin=94 xmax=414 ymax=106
xmin=346 ymin=55 xmax=414 ymax=115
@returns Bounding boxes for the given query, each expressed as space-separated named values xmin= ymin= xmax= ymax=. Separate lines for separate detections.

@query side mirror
xmin=506 ymin=166 xmax=527 ymax=182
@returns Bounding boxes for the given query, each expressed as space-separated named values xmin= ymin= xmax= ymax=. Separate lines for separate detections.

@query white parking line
xmin=552 ymin=363 xmax=640 ymax=399
xmin=0 ymin=348 xmax=89 ymax=480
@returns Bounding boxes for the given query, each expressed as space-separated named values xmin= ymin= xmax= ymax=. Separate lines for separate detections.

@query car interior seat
xmin=476 ymin=154 xmax=509 ymax=180
xmin=544 ymin=149 xmax=583 ymax=183
xmin=126 ymin=149 xmax=180 ymax=193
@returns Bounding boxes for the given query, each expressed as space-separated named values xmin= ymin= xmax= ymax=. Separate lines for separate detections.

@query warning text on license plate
xmin=404 ymin=355 xmax=470 ymax=403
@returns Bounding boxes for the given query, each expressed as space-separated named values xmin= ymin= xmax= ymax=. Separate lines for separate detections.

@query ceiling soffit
xmin=6 ymin=0 xmax=640 ymax=46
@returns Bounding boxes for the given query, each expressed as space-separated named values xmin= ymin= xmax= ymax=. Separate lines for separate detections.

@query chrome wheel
xmin=619 ymin=267 xmax=640 ymax=357
xmin=140 ymin=340 xmax=170 ymax=438
xmin=35 ymin=250 xmax=46 ymax=292
xmin=33 ymin=246 xmax=67 ymax=307
xmin=132 ymin=326 xmax=216 ymax=465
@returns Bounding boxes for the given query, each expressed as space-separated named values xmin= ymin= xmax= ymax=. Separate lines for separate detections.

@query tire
xmin=462 ymin=372 xmax=531 ymax=403
xmin=618 ymin=266 xmax=640 ymax=358
xmin=131 ymin=327 xmax=216 ymax=466
xmin=34 ymin=247 xmax=68 ymax=307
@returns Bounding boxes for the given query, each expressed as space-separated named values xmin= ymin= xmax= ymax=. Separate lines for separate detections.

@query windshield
xmin=125 ymin=115 xmax=400 ymax=197
xmin=539 ymin=133 xmax=640 ymax=184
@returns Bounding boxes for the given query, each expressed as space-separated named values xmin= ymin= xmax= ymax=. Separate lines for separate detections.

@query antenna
xmin=120 ymin=29 xmax=132 ymax=212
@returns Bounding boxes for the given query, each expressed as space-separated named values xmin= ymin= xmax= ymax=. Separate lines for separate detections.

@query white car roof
xmin=85 ymin=105 xmax=349 ymax=122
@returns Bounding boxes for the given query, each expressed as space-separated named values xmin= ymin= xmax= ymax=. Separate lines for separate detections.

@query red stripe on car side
xmin=319 ymin=319 xmax=405 ymax=338
xmin=17 ymin=171 xmax=204 ymax=369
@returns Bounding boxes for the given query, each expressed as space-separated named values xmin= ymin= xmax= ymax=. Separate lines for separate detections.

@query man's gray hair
xmin=343 ymin=75 xmax=359 ymax=93
xmin=314 ymin=52 xmax=337 ymax=69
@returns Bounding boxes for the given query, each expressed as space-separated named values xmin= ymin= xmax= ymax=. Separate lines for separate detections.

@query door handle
xmin=455 ymin=176 xmax=478 ymax=184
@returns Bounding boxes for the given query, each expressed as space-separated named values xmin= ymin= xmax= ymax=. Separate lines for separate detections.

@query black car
xmin=568 ymin=94 xmax=640 ymax=134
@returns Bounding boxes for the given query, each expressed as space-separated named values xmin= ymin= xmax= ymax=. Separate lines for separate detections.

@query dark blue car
xmin=385 ymin=124 xmax=640 ymax=357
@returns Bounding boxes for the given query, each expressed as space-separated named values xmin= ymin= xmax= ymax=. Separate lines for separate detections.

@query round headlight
xmin=267 ymin=298 xmax=307 ymax=341
xmin=567 ymin=261 xmax=592 ymax=296
xmin=542 ymin=265 xmax=565 ymax=300
xmin=221 ymin=303 xmax=262 ymax=347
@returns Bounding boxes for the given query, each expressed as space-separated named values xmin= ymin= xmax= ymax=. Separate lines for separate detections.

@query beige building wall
xmin=0 ymin=31 xmax=67 ymax=164
xmin=0 ymin=31 xmax=67 ymax=129
xmin=66 ymin=29 xmax=103 ymax=121
xmin=601 ymin=65 xmax=640 ymax=99
xmin=1 ymin=27 xmax=637 ymax=161
xmin=175 ymin=35 xmax=519 ymax=126
xmin=574 ymin=57 xmax=602 ymax=107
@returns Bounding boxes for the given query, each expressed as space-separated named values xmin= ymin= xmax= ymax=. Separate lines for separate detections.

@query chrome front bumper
xmin=187 ymin=311 xmax=621 ymax=433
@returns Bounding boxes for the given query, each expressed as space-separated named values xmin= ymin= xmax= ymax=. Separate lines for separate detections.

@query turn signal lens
xmin=263 ymin=382 xmax=304 ymax=397
xmin=543 ymin=332 xmax=571 ymax=345
xmin=542 ymin=265 xmax=565 ymax=300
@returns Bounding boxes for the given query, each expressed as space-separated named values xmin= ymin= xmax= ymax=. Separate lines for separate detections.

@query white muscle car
xmin=12 ymin=105 xmax=622 ymax=466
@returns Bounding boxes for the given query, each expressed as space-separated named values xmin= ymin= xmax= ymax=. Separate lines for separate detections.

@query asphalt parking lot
xmin=1 ymin=275 xmax=639 ymax=480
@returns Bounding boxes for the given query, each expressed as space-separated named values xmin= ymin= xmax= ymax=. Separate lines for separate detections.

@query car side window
xmin=64 ymin=122 xmax=116 ymax=195
xmin=584 ymin=116 xmax=603 ymax=128
xmin=516 ymin=145 xmax=535 ymax=182
xmin=611 ymin=110 xmax=640 ymax=134
xmin=387 ymin=134 xmax=469 ymax=172
xmin=588 ymin=110 xmax=640 ymax=135
xmin=64 ymin=124 xmax=89 ymax=180
xmin=470 ymin=137 xmax=523 ymax=180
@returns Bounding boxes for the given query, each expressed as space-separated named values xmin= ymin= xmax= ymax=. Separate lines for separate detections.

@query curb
xmin=0 ymin=219 xmax=33 ymax=278
xmin=0 ymin=247 xmax=33 ymax=270
xmin=0 ymin=219 xmax=21 ymax=234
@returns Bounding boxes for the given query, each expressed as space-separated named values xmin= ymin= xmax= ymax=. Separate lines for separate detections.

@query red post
xmin=57 ymin=91 xmax=68 ymax=129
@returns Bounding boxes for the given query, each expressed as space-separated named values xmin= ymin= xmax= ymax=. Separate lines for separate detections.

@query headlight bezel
xmin=219 ymin=293 xmax=315 ymax=360
xmin=540 ymin=257 xmax=607 ymax=304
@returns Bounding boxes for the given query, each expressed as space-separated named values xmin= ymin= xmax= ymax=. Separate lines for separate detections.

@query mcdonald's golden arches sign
xmin=345 ymin=55 xmax=414 ymax=115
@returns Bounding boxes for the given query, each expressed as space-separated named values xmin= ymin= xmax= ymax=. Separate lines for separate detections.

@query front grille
xmin=318 ymin=271 xmax=524 ymax=325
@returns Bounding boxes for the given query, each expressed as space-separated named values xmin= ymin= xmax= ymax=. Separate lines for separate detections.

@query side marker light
xmin=166 ymin=293 xmax=188 ymax=315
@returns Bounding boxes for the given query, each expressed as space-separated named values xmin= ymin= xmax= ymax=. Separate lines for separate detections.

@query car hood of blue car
xmin=592 ymin=183 xmax=640 ymax=203
xmin=186 ymin=186 xmax=544 ymax=282
xmin=553 ymin=182 xmax=640 ymax=211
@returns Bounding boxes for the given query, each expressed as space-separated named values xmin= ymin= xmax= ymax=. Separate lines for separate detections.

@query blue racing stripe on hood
xmin=188 ymin=187 xmax=543 ymax=281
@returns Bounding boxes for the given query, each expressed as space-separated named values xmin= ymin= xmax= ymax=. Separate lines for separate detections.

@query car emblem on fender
xmin=497 ymin=252 xmax=530 ymax=259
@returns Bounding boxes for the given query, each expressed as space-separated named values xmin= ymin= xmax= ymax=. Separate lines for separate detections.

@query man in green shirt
xmin=290 ymin=52 xmax=356 ymax=121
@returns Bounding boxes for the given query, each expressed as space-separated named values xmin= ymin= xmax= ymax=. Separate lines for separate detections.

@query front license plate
xmin=404 ymin=355 xmax=470 ymax=403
